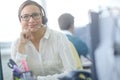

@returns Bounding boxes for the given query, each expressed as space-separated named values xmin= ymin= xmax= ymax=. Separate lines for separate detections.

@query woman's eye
xmin=23 ymin=15 xmax=29 ymax=19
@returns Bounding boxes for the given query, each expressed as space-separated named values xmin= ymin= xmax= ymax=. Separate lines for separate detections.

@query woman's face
xmin=20 ymin=5 xmax=42 ymax=32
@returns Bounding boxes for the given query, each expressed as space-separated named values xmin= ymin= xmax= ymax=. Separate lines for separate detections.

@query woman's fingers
xmin=22 ymin=29 xmax=32 ymax=39
xmin=19 ymin=29 xmax=31 ymax=44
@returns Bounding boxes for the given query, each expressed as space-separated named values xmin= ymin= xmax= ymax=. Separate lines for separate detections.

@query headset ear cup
xmin=42 ymin=16 xmax=48 ymax=24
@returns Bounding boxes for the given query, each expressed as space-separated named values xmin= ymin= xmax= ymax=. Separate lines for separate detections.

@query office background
xmin=0 ymin=0 xmax=120 ymax=80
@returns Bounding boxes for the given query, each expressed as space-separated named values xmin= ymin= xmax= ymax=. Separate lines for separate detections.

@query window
xmin=46 ymin=0 xmax=99 ymax=31
xmin=0 ymin=0 xmax=43 ymax=42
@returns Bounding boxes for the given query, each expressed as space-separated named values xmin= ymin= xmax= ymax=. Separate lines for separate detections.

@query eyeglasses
xmin=20 ymin=13 xmax=42 ymax=21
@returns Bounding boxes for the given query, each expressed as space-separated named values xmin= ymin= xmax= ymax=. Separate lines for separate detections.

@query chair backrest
xmin=69 ymin=41 xmax=83 ymax=69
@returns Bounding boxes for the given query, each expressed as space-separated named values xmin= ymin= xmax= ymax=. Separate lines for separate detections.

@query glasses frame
xmin=20 ymin=13 xmax=42 ymax=21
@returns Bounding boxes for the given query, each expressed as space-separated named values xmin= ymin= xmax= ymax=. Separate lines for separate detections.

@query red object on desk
xmin=21 ymin=59 xmax=29 ymax=71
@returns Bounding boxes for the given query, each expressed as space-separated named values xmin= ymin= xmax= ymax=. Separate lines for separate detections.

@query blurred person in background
xmin=58 ymin=13 xmax=91 ymax=68
xmin=95 ymin=7 xmax=120 ymax=80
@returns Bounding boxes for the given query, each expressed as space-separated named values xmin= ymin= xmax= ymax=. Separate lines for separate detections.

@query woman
xmin=11 ymin=0 xmax=77 ymax=80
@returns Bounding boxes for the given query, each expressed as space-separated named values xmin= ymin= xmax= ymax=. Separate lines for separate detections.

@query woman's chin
xmin=30 ymin=28 xmax=38 ymax=32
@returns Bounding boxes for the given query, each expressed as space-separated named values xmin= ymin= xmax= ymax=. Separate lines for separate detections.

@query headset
xmin=40 ymin=5 xmax=48 ymax=25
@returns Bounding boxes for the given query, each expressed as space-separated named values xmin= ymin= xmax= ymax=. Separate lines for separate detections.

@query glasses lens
xmin=32 ymin=13 xmax=41 ymax=20
xmin=21 ymin=14 xmax=30 ymax=21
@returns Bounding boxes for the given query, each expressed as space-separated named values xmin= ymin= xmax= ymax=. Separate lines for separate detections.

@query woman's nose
xmin=28 ymin=17 xmax=35 ymax=22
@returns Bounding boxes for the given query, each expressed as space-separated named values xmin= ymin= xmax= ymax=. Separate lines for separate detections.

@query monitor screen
xmin=0 ymin=47 xmax=3 ymax=80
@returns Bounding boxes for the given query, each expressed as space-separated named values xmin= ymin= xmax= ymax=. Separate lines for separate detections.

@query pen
xmin=21 ymin=59 xmax=29 ymax=71
xmin=22 ymin=71 xmax=34 ymax=80
xmin=13 ymin=65 xmax=22 ymax=78
xmin=13 ymin=65 xmax=21 ymax=73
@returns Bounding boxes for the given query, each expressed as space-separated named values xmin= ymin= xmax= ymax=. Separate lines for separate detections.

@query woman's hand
xmin=20 ymin=29 xmax=33 ymax=44
xmin=18 ymin=29 xmax=33 ymax=54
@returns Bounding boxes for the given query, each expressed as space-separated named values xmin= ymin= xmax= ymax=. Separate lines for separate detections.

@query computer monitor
xmin=89 ymin=11 xmax=100 ymax=80
xmin=0 ymin=46 xmax=3 ymax=80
